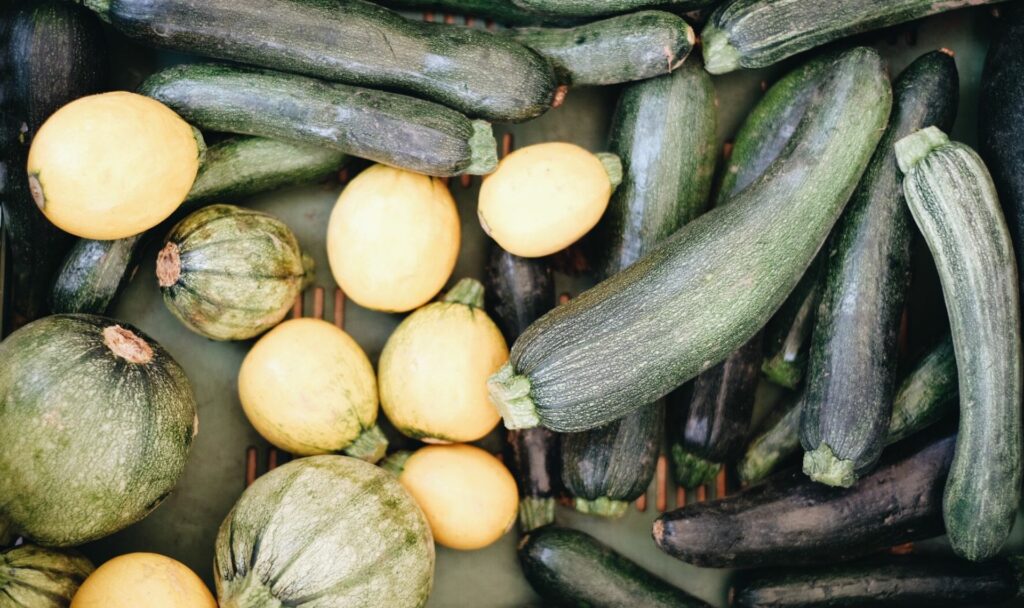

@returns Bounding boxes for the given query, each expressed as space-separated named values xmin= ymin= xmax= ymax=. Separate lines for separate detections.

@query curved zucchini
xmin=702 ymin=0 xmax=1003 ymax=74
xmin=86 ymin=0 xmax=559 ymax=123
xmin=489 ymin=48 xmax=891 ymax=433
xmin=896 ymin=126 xmax=1023 ymax=561
xmin=800 ymin=50 xmax=960 ymax=488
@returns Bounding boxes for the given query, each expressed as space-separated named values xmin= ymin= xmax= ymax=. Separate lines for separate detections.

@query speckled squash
xmin=0 ymin=544 xmax=94 ymax=608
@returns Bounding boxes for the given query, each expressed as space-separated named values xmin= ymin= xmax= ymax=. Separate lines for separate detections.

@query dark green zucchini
xmin=896 ymin=127 xmax=1022 ymax=561
xmin=654 ymin=431 xmax=955 ymax=568
xmin=732 ymin=554 xmax=1024 ymax=608
xmin=513 ymin=0 xmax=719 ymax=18
xmin=800 ymin=51 xmax=959 ymax=488
xmin=761 ymin=258 xmax=822 ymax=389
xmin=510 ymin=11 xmax=694 ymax=87
xmin=141 ymin=63 xmax=496 ymax=177
xmin=489 ymin=48 xmax=891 ymax=433
xmin=702 ymin=0 xmax=1003 ymax=74
xmin=86 ymin=0 xmax=558 ymax=123
xmin=518 ymin=526 xmax=713 ymax=608
xmin=49 ymin=235 xmax=142 ymax=315
xmin=376 ymin=0 xmax=562 ymax=25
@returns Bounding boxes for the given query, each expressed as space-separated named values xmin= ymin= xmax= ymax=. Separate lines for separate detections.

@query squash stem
xmin=343 ymin=424 xmax=389 ymax=464
xmin=761 ymin=356 xmax=802 ymax=390
xmin=895 ymin=126 xmax=950 ymax=173
xmin=220 ymin=572 xmax=283 ymax=608
xmin=573 ymin=497 xmax=628 ymax=518
xmin=466 ymin=120 xmax=498 ymax=175
xmin=299 ymin=253 xmax=316 ymax=290
xmin=803 ymin=442 xmax=857 ymax=488
xmin=487 ymin=362 xmax=541 ymax=430
xmin=380 ymin=451 xmax=413 ymax=476
xmin=701 ymin=24 xmax=742 ymax=75
xmin=443 ymin=278 xmax=485 ymax=309
xmin=596 ymin=153 xmax=623 ymax=190
xmin=518 ymin=497 xmax=555 ymax=532
xmin=670 ymin=445 xmax=722 ymax=489
xmin=81 ymin=0 xmax=113 ymax=24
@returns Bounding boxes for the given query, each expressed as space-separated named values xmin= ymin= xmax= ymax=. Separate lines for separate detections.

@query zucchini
xmin=511 ymin=11 xmax=695 ymax=87
xmin=376 ymin=0 xmax=560 ymax=26
xmin=49 ymin=235 xmax=142 ymax=315
xmin=518 ymin=526 xmax=713 ymax=608
xmin=489 ymin=47 xmax=891 ymax=433
xmin=800 ymin=50 xmax=960 ymax=488
xmin=513 ymin=0 xmax=720 ymax=18
xmin=702 ymin=0 xmax=1004 ymax=74
xmin=760 ymin=258 xmax=822 ymax=389
xmin=896 ymin=126 xmax=1023 ymax=561
xmin=654 ymin=431 xmax=955 ymax=568
xmin=140 ymin=63 xmax=497 ymax=177
xmin=86 ymin=0 xmax=559 ymax=123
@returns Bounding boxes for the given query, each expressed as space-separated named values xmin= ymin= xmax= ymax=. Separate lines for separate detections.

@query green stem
xmin=443 ymin=278 xmax=485 ymax=309
xmin=343 ymin=424 xmax=389 ymax=464
xmin=596 ymin=152 xmax=623 ymax=190
xmin=573 ymin=497 xmax=628 ymax=518
xmin=803 ymin=442 xmax=857 ymax=488
xmin=701 ymin=23 xmax=743 ymax=75
xmin=220 ymin=572 xmax=282 ymax=608
xmin=299 ymin=253 xmax=316 ymax=290
xmin=81 ymin=0 xmax=112 ymax=24
xmin=895 ymin=126 xmax=950 ymax=173
xmin=487 ymin=362 xmax=541 ymax=430
xmin=518 ymin=497 xmax=555 ymax=532
xmin=466 ymin=120 xmax=498 ymax=175
xmin=380 ymin=451 xmax=413 ymax=476
xmin=670 ymin=445 xmax=722 ymax=489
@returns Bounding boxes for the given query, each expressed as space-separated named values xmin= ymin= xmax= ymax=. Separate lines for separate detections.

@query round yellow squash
xmin=327 ymin=164 xmax=460 ymax=313
xmin=379 ymin=278 xmax=507 ymax=443
xmin=387 ymin=444 xmax=519 ymax=551
xmin=478 ymin=142 xmax=621 ymax=258
xmin=71 ymin=553 xmax=216 ymax=608
xmin=27 ymin=91 xmax=203 ymax=240
xmin=238 ymin=318 xmax=387 ymax=461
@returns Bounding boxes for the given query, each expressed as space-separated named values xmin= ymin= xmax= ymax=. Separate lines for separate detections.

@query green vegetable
xmin=0 ymin=543 xmax=94 ymax=608
xmin=49 ymin=235 xmax=142 ymax=316
xmin=760 ymin=259 xmax=822 ymax=389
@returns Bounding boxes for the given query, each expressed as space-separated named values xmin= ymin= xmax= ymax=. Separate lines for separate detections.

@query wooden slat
xmin=635 ymin=494 xmax=648 ymax=512
xmin=312 ymin=287 xmax=325 ymax=320
xmin=291 ymin=295 xmax=303 ymax=319
xmin=460 ymin=174 xmax=472 ymax=188
xmin=501 ymin=133 xmax=514 ymax=158
xmin=696 ymin=485 xmax=707 ymax=502
xmin=655 ymin=455 xmax=668 ymax=512
xmin=716 ymin=468 xmax=727 ymax=498
xmin=245 ymin=447 xmax=257 ymax=487
xmin=334 ymin=288 xmax=346 ymax=328
xmin=676 ymin=487 xmax=686 ymax=509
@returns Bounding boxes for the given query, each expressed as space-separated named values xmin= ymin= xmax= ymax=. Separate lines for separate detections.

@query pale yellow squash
xmin=238 ymin=318 xmax=387 ymax=461
xmin=27 ymin=92 xmax=203 ymax=240
xmin=388 ymin=444 xmax=518 ymax=551
xmin=478 ymin=142 xmax=621 ymax=257
xmin=71 ymin=553 xmax=216 ymax=608
xmin=327 ymin=164 xmax=460 ymax=312
xmin=379 ymin=278 xmax=507 ymax=443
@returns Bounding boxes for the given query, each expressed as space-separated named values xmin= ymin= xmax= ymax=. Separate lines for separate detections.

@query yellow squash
xmin=379 ymin=278 xmax=507 ymax=443
xmin=27 ymin=92 xmax=203 ymax=240
xmin=238 ymin=318 xmax=386 ymax=461
xmin=478 ymin=142 xmax=621 ymax=257
xmin=71 ymin=553 xmax=216 ymax=608
xmin=327 ymin=164 xmax=460 ymax=312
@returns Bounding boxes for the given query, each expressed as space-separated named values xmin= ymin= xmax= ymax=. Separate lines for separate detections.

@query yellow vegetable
xmin=379 ymin=278 xmax=507 ymax=443
xmin=386 ymin=444 xmax=518 ymax=551
xmin=27 ymin=92 xmax=203 ymax=240
xmin=71 ymin=553 xmax=216 ymax=608
xmin=327 ymin=164 xmax=460 ymax=312
xmin=238 ymin=318 xmax=386 ymax=461
xmin=478 ymin=142 xmax=621 ymax=257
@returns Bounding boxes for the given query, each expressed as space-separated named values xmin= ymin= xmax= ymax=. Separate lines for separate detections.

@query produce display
xmin=70 ymin=553 xmax=216 ymax=608
xmin=0 ymin=544 xmax=93 ymax=608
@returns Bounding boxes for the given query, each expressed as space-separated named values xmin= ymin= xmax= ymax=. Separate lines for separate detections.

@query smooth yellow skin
xmin=398 ymin=445 xmax=519 ymax=550
xmin=71 ymin=553 xmax=216 ymax=608
xmin=238 ymin=318 xmax=379 ymax=456
xmin=327 ymin=164 xmax=460 ymax=312
xmin=478 ymin=142 xmax=612 ymax=257
xmin=27 ymin=92 xmax=201 ymax=240
xmin=379 ymin=301 xmax=508 ymax=443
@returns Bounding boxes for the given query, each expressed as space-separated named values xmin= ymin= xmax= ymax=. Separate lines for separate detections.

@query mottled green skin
xmin=761 ymin=259 xmax=822 ymax=389
xmin=511 ymin=11 xmax=694 ymax=86
xmin=49 ymin=235 xmax=143 ymax=316
xmin=738 ymin=393 xmax=803 ymax=485
xmin=898 ymin=128 xmax=1023 ymax=561
xmin=518 ymin=527 xmax=712 ymax=608
xmin=514 ymin=0 xmax=718 ymax=17
xmin=215 ymin=456 xmax=434 ymax=608
xmin=670 ymin=447 xmax=721 ymax=489
xmin=161 ymin=204 xmax=311 ymax=341
xmin=382 ymin=0 xmax=716 ymax=23
xmin=0 ymin=544 xmax=94 ymax=608
xmin=377 ymin=0 xmax=565 ymax=25
xmin=0 ymin=315 xmax=196 ymax=547
xmin=492 ymin=48 xmax=891 ymax=432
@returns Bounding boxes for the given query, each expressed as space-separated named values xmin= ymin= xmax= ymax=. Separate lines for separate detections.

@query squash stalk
xmin=220 ymin=572 xmax=282 ymax=608
xmin=803 ymin=442 xmax=857 ymax=488
xmin=701 ymin=24 xmax=742 ymax=75
xmin=467 ymin=120 xmax=498 ymax=176
xmin=573 ymin=497 xmax=628 ymax=518
xmin=670 ymin=446 xmax=722 ymax=489
xmin=488 ymin=363 xmax=541 ymax=430
xmin=596 ymin=152 xmax=623 ymax=190
xmin=81 ymin=0 xmax=112 ymax=24
xmin=895 ymin=126 xmax=949 ymax=173
xmin=342 ymin=424 xmax=388 ymax=464
xmin=380 ymin=450 xmax=413 ymax=476
xmin=518 ymin=497 xmax=555 ymax=532
xmin=442 ymin=278 xmax=485 ymax=309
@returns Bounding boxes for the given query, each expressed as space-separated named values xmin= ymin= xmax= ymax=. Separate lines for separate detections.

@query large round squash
xmin=157 ymin=204 xmax=313 ymax=341
xmin=379 ymin=278 xmax=508 ymax=443
xmin=0 ymin=544 xmax=94 ymax=608
xmin=238 ymin=318 xmax=387 ymax=461
xmin=214 ymin=456 xmax=434 ymax=608
xmin=71 ymin=553 xmax=215 ymax=608
xmin=0 ymin=314 xmax=197 ymax=547
xmin=327 ymin=164 xmax=460 ymax=312
xmin=26 ymin=91 xmax=203 ymax=240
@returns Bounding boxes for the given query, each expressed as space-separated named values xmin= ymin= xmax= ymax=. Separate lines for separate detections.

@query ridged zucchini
xmin=761 ymin=259 xmax=822 ymax=389
xmin=896 ymin=126 xmax=1023 ymax=561
xmin=800 ymin=50 xmax=959 ymax=488
xmin=489 ymin=48 xmax=891 ymax=433
xmin=49 ymin=235 xmax=142 ymax=315
xmin=0 ymin=543 xmax=94 ymax=607
xmin=140 ymin=63 xmax=497 ymax=177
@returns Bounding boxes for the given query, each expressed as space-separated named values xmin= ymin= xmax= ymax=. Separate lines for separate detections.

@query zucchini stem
xmin=701 ymin=24 xmax=742 ymax=75
xmin=670 ymin=445 xmax=722 ymax=489
xmin=80 ymin=0 xmax=113 ymax=24
xmin=380 ymin=451 xmax=413 ymax=476
xmin=342 ymin=424 xmax=389 ymax=464
xmin=803 ymin=442 xmax=857 ymax=488
xmin=895 ymin=126 xmax=950 ymax=173
xmin=488 ymin=362 xmax=541 ymax=430
xmin=596 ymin=152 xmax=623 ymax=190
xmin=518 ymin=497 xmax=555 ymax=532
xmin=466 ymin=120 xmax=498 ymax=175
xmin=573 ymin=497 xmax=628 ymax=518
xmin=443 ymin=278 xmax=485 ymax=309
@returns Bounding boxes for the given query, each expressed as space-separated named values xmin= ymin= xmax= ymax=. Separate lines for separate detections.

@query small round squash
xmin=238 ymin=318 xmax=387 ymax=461
xmin=26 ymin=91 xmax=203 ymax=240
xmin=379 ymin=278 xmax=508 ymax=443
xmin=0 ymin=544 xmax=94 ymax=608
xmin=478 ymin=142 xmax=621 ymax=257
xmin=385 ymin=444 xmax=519 ymax=550
xmin=327 ymin=164 xmax=460 ymax=312
xmin=71 ymin=553 xmax=216 ymax=608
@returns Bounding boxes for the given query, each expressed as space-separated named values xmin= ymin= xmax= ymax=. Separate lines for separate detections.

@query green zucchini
xmin=49 ymin=235 xmax=142 ymax=315
xmin=511 ymin=11 xmax=695 ymax=87
xmin=761 ymin=258 xmax=822 ymax=389
xmin=896 ymin=126 xmax=1023 ymax=561
xmin=86 ymin=0 xmax=559 ymax=123
xmin=376 ymin=0 xmax=562 ymax=25
xmin=0 ymin=543 xmax=94 ymax=607
xmin=702 ymin=0 xmax=1004 ymax=74
xmin=140 ymin=63 xmax=497 ymax=177
xmin=800 ymin=50 xmax=959 ymax=488
xmin=518 ymin=526 xmax=712 ymax=608
xmin=513 ymin=0 xmax=719 ymax=18
xmin=489 ymin=47 xmax=891 ymax=433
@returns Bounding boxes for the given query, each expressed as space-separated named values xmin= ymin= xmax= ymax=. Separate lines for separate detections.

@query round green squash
xmin=214 ymin=455 xmax=434 ymax=608
xmin=0 ymin=314 xmax=197 ymax=547
xmin=0 ymin=543 xmax=94 ymax=608
xmin=157 ymin=204 xmax=314 ymax=341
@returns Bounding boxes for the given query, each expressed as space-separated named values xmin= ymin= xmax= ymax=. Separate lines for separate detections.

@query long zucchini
xmin=800 ymin=50 xmax=959 ymax=488
xmin=141 ymin=63 xmax=496 ymax=177
xmin=489 ymin=48 xmax=891 ymax=433
xmin=896 ymin=126 xmax=1023 ymax=561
